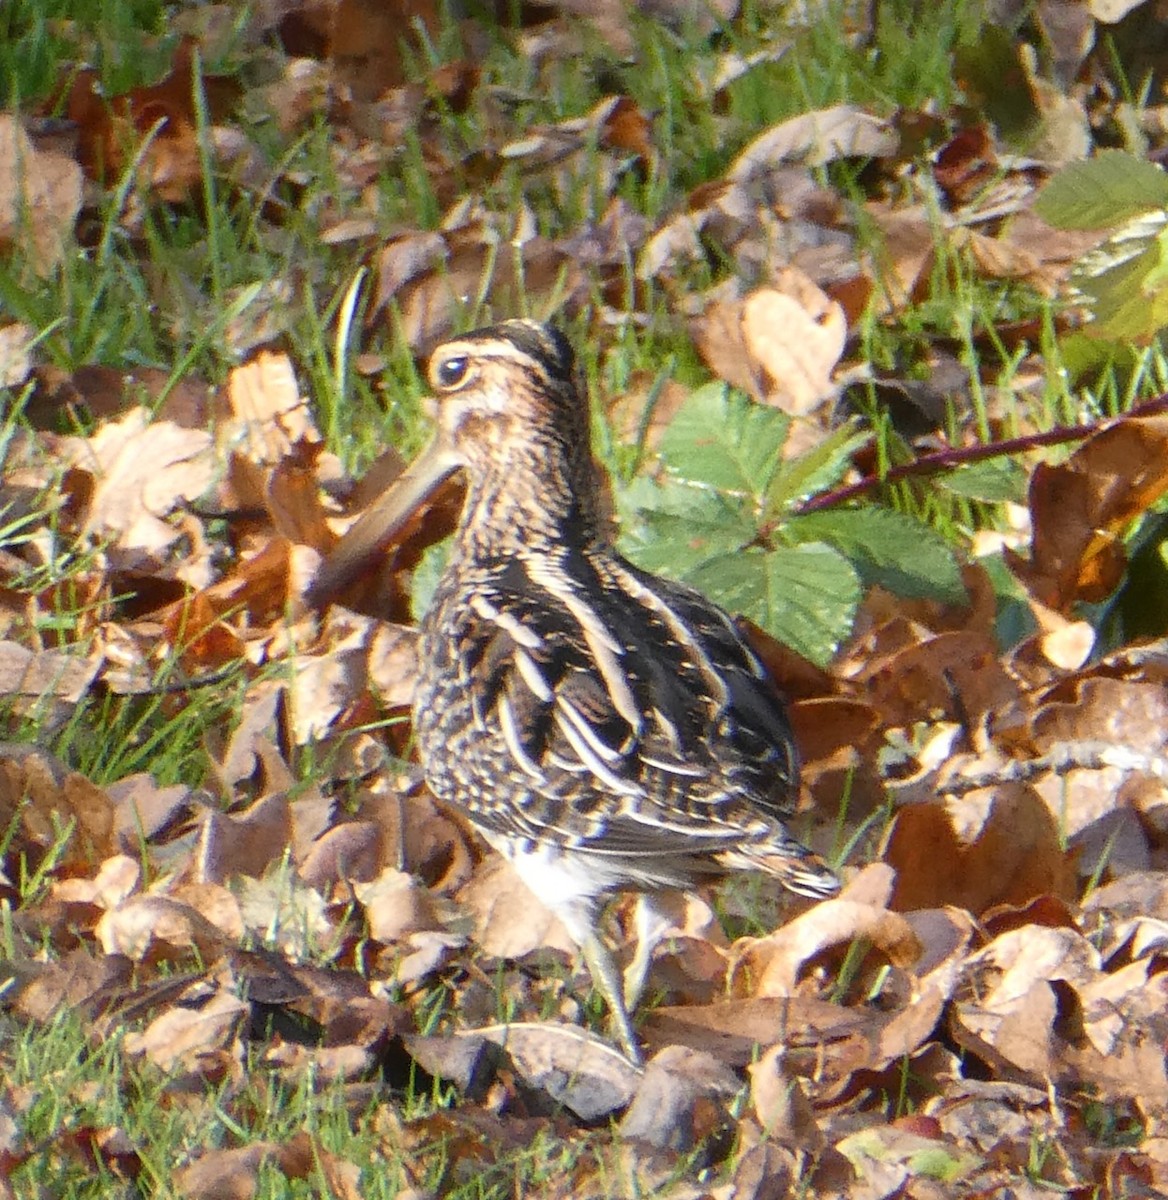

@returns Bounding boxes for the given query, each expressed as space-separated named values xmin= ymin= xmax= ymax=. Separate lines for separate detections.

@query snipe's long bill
xmin=308 ymin=320 xmax=841 ymax=1065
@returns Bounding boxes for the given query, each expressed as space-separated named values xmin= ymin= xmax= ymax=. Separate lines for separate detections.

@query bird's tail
xmin=719 ymin=838 xmax=841 ymax=900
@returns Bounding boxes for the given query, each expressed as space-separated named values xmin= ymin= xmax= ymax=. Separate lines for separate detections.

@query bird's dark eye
xmin=435 ymin=354 xmax=470 ymax=389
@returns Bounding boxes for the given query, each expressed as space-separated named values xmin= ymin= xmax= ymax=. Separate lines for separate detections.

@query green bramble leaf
xmin=686 ymin=543 xmax=860 ymax=666
xmin=658 ymin=382 xmax=790 ymax=499
xmin=938 ymin=458 xmax=1027 ymax=503
xmin=1072 ymin=214 xmax=1168 ymax=342
xmin=785 ymin=506 xmax=965 ymax=602
xmin=763 ymin=417 xmax=869 ymax=519
xmin=1034 ymin=149 xmax=1168 ymax=231
xmin=617 ymin=476 xmax=756 ymax=575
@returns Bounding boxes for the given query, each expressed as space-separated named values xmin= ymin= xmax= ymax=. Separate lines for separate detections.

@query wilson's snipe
xmin=308 ymin=320 xmax=840 ymax=1063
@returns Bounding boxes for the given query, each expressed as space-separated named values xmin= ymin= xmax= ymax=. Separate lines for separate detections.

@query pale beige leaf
xmin=748 ymin=1044 xmax=824 ymax=1149
xmin=0 ymin=642 xmax=102 ymax=703
xmin=742 ymin=277 xmax=847 ymax=414
xmin=458 ymin=856 xmax=576 ymax=959
xmin=235 ymin=871 xmax=331 ymax=959
xmin=728 ymin=898 xmax=922 ymax=998
xmin=0 ymin=323 xmax=34 ymax=387
xmin=224 ymin=350 xmax=318 ymax=464
xmin=1040 ymin=620 xmax=1095 ymax=670
xmin=95 ymin=894 xmax=227 ymax=960
xmin=174 ymin=1142 xmax=275 ymax=1200
xmin=0 ymin=116 xmax=82 ymax=275
xmin=124 ymin=987 xmax=247 ymax=1070
xmin=354 ymin=868 xmax=442 ymax=943
xmin=728 ymin=104 xmax=895 ymax=180
xmin=56 ymin=408 xmax=216 ymax=552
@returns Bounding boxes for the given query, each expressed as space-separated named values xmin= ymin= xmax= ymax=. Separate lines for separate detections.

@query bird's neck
xmin=454 ymin=443 xmax=607 ymax=559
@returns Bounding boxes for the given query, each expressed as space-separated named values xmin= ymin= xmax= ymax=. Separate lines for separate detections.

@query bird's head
xmin=306 ymin=320 xmax=596 ymax=603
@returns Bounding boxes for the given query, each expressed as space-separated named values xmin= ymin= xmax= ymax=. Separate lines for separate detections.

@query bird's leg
xmin=581 ymin=929 xmax=643 ymax=1066
xmin=622 ymin=892 xmax=674 ymax=1013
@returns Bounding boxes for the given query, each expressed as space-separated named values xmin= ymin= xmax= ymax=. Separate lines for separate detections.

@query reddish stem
xmin=796 ymin=391 xmax=1168 ymax=514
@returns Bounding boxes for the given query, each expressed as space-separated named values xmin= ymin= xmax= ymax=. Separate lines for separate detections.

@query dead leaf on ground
xmin=53 ymin=408 xmax=216 ymax=555
xmin=124 ymin=983 xmax=247 ymax=1072
xmin=0 ymin=116 xmax=82 ymax=275
xmin=727 ymin=896 xmax=922 ymax=998
xmin=458 ymin=855 xmax=577 ymax=960
xmin=55 ymin=40 xmax=240 ymax=203
xmin=460 ymin=1022 xmax=640 ymax=1121
xmin=222 ymin=351 xmax=320 ymax=466
xmin=1008 ymin=414 xmax=1168 ymax=612
xmin=741 ymin=273 xmax=848 ymax=415
xmin=0 ymin=323 xmax=35 ymax=388
xmin=748 ymin=1044 xmax=825 ymax=1150
xmin=621 ymin=1044 xmax=740 ymax=1152
xmin=0 ymin=745 xmax=117 ymax=870
xmin=95 ymin=894 xmax=228 ymax=962
xmin=884 ymin=784 xmax=1077 ymax=914
xmin=727 ymin=104 xmax=897 ymax=179
xmin=354 ymin=867 xmax=444 ymax=943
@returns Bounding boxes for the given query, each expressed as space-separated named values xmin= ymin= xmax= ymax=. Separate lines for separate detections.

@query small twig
xmin=897 ymin=734 xmax=1168 ymax=801
xmin=102 ymin=662 xmax=246 ymax=697
xmin=797 ymin=390 xmax=1168 ymax=515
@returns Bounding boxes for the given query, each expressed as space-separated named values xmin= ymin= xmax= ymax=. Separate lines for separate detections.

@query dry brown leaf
xmin=0 ymin=746 xmax=117 ymax=869
xmin=367 ymin=621 xmax=419 ymax=707
xmin=265 ymin=453 xmax=335 ymax=551
xmin=748 ymin=1044 xmax=825 ymax=1150
xmin=741 ymin=274 xmax=847 ymax=415
xmin=1091 ymin=0 xmax=1147 ymax=19
xmin=30 ymin=362 xmax=213 ymax=429
xmin=689 ymin=290 xmax=759 ymax=398
xmin=354 ymin=867 xmax=443 ymax=943
xmin=10 ymin=947 xmax=132 ymax=1025
xmin=951 ymin=925 xmax=1101 ymax=1083
xmin=0 ymin=116 xmax=82 ymax=275
xmin=360 ymin=783 xmax=475 ymax=893
xmin=222 ymin=351 xmax=320 ymax=466
xmin=57 ymin=41 xmax=239 ymax=203
xmin=163 ymin=536 xmax=296 ymax=666
xmin=642 ymin=993 xmax=870 ymax=1069
xmin=835 ymin=1124 xmax=981 ymax=1193
xmin=174 ymin=1142 xmax=277 ymax=1200
xmin=0 ymin=642 xmax=103 ymax=710
xmin=727 ymin=104 xmax=896 ymax=179
xmin=1008 ymin=415 xmax=1168 ymax=612
xmin=728 ymin=897 xmax=922 ymax=998
xmin=206 ymin=680 xmax=284 ymax=792
xmin=298 ymin=821 xmax=383 ymax=888
xmin=95 ymin=894 xmax=227 ymax=961
xmin=863 ymin=201 xmax=937 ymax=312
xmin=330 ymin=0 xmax=441 ymax=100
xmin=498 ymin=94 xmax=654 ymax=184
xmin=465 ymin=1022 xmax=640 ymax=1121
xmin=394 ymin=930 xmax=467 ymax=988
xmin=621 ymin=1044 xmax=740 ymax=1152
xmin=885 ymin=785 xmax=1077 ymax=914
xmin=458 ymin=855 xmax=577 ymax=959
xmin=54 ymin=408 xmax=216 ymax=553
xmin=108 ymin=773 xmax=194 ymax=849
xmin=196 ymin=792 xmax=294 ymax=885
xmin=172 ymin=882 xmax=245 ymax=942
xmin=51 ymin=854 xmax=140 ymax=910
xmin=377 ymin=223 xmax=586 ymax=351
xmin=858 ymin=628 xmax=1019 ymax=727
xmin=125 ymin=985 xmax=247 ymax=1072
